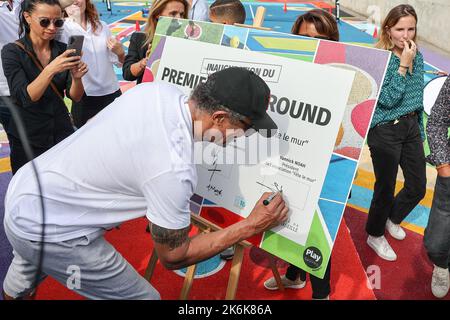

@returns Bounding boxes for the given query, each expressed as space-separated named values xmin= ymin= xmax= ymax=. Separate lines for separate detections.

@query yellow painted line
xmin=346 ymin=203 xmax=425 ymax=235
xmin=347 ymin=42 xmax=374 ymax=48
xmin=353 ymin=168 xmax=434 ymax=208
xmin=346 ymin=203 xmax=368 ymax=213
xmin=253 ymin=36 xmax=318 ymax=51
xmin=400 ymin=222 xmax=425 ymax=236
xmin=0 ymin=157 xmax=11 ymax=173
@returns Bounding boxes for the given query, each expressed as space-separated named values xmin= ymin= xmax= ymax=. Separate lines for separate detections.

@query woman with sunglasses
xmin=58 ymin=0 xmax=124 ymax=128
xmin=122 ymin=0 xmax=189 ymax=84
xmin=1 ymin=0 xmax=88 ymax=174
xmin=263 ymin=9 xmax=338 ymax=300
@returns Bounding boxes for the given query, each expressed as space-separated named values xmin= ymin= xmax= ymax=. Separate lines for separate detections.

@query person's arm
xmin=107 ymin=37 xmax=125 ymax=65
xmin=142 ymin=171 xmax=287 ymax=270
xmin=27 ymin=50 xmax=82 ymax=102
xmin=68 ymin=61 xmax=88 ymax=102
xmin=1 ymin=44 xmax=40 ymax=107
xmin=122 ymin=32 xmax=147 ymax=81
xmin=416 ymin=52 xmax=426 ymax=141
xmin=150 ymin=193 xmax=287 ymax=270
xmin=105 ymin=22 xmax=125 ymax=65
xmin=378 ymin=41 xmax=417 ymax=109
xmin=426 ymin=77 xmax=450 ymax=177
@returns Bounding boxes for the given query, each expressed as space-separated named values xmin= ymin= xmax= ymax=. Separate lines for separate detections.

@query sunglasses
xmin=35 ymin=17 xmax=65 ymax=28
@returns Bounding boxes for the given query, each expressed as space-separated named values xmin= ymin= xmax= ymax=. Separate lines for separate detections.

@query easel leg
xmin=144 ymin=249 xmax=159 ymax=282
xmin=225 ymin=244 xmax=245 ymax=300
xmin=180 ymin=264 xmax=198 ymax=300
xmin=268 ymin=254 xmax=285 ymax=291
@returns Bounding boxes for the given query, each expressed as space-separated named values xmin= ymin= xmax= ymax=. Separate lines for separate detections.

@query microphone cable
xmin=1 ymin=96 xmax=46 ymax=297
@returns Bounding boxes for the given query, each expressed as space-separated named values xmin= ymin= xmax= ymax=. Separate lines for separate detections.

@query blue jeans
xmin=424 ymin=175 xmax=450 ymax=268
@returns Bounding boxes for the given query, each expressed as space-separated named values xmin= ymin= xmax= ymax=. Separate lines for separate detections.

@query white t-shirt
xmin=0 ymin=0 xmax=21 ymax=96
xmin=58 ymin=20 xmax=120 ymax=96
xmin=189 ymin=0 xmax=209 ymax=21
xmin=4 ymin=82 xmax=197 ymax=242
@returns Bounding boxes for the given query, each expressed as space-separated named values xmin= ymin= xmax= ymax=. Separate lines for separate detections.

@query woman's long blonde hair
xmin=375 ymin=4 xmax=418 ymax=50
xmin=143 ymin=0 xmax=189 ymax=54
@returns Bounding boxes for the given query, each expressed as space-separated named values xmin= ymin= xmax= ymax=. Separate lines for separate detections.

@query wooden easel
xmin=144 ymin=214 xmax=286 ymax=299
xmin=234 ymin=6 xmax=272 ymax=31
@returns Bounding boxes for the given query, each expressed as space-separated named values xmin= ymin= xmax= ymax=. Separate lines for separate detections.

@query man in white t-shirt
xmin=2 ymin=67 xmax=287 ymax=300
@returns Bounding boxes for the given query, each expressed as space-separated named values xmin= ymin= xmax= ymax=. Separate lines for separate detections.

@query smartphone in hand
xmin=67 ymin=35 xmax=84 ymax=57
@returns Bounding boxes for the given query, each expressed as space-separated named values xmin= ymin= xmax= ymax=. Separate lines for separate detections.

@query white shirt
xmin=4 ymin=82 xmax=197 ymax=242
xmin=0 ymin=0 xmax=21 ymax=96
xmin=189 ymin=0 xmax=209 ymax=21
xmin=58 ymin=20 xmax=120 ymax=96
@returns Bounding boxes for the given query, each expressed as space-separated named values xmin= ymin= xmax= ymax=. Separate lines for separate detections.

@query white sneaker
xmin=313 ymin=295 xmax=330 ymax=300
xmin=367 ymin=235 xmax=397 ymax=261
xmin=431 ymin=265 xmax=449 ymax=298
xmin=385 ymin=219 xmax=406 ymax=240
xmin=264 ymin=275 xmax=306 ymax=290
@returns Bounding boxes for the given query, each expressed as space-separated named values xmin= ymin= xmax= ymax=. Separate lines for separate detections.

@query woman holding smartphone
xmin=365 ymin=4 xmax=426 ymax=261
xmin=60 ymin=0 xmax=124 ymax=128
xmin=1 ymin=0 xmax=87 ymax=174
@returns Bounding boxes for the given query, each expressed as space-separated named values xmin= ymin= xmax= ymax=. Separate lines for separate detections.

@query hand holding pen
xmin=246 ymin=191 xmax=289 ymax=234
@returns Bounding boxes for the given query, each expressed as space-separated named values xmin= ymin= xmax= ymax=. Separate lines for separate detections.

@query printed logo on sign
xmin=200 ymin=58 xmax=282 ymax=83
xmin=303 ymin=247 xmax=323 ymax=270
xmin=233 ymin=196 xmax=246 ymax=209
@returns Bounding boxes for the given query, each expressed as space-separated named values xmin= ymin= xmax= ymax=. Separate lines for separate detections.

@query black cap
xmin=207 ymin=67 xmax=277 ymax=137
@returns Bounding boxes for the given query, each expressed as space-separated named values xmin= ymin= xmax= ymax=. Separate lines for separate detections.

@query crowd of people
xmin=0 ymin=0 xmax=449 ymax=300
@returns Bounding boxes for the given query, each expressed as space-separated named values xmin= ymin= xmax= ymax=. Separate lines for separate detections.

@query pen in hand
xmin=263 ymin=191 xmax=280 ymax=206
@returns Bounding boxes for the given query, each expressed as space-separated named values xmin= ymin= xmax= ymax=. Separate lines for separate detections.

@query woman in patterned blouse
xmin=365 ymin=4 xmax=426 ymax=261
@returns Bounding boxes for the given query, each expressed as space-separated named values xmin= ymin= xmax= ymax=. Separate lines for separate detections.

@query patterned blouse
xmin=426 ymin=76 xmax=450 ymax=167
xmin=370 ymin=51 xmax=425 ymax=140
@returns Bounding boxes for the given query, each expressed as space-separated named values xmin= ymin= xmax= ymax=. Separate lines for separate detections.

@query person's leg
xmin=73 ymin=90 xmax=122 ymax=128
xmin=285 ymin=264 xmax=301 ymax=281
xmin=424 ymin=175 xmax=450 ymax=268
xmin=366 ymin=125 xmax=402 ymax=236
xmin=264 ymin=264 xmax=306 ymax=290
xmin=8 ymin=136 xmax=32 ymax=175
xmin=310 ymin=259 xmax=331 ymax=299
xmin=71 ymin=99 xmax=83 ymax=129
xmin=389 ymin=119 xmax=426 ymax=224
xmin=2 ymin=249 xmax=47 ymax=300
xmin=4 ymin=224 xmax=160 ymax=300
xmin=424 ymin=175 xmax=450 ymax=298
xmin=8 ymin=135 xmax=50 ymax=174
xmin=0 ymin=96 xmax=12 ymax=137
xmin=53 ymin=108 xmax=75 ymax=144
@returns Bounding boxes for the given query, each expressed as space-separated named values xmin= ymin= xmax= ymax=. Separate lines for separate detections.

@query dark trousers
xmin=72 ymin=89 xmax=122 ymax=128
xmin=366 ymin=114 xmax=426 ymax=236
xmin=286 ymin=259 xmax=331 ymax=299
xmin=0 ymin=96 xmax=13 ymax=140
xmin=424 ymin=175 xmax=450 ymax=268
xmin=8 ymin=111 xmax=74 ymax=175
xmin=9 ymin=135 xmax=48 ymax=174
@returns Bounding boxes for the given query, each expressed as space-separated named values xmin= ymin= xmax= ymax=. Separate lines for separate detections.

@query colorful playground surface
xmin=1 ymin=0 xmax=449 ymax=300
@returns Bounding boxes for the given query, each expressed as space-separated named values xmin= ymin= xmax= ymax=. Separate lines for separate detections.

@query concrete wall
xmin=338 ymin=0 xmax=450 ymax=53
